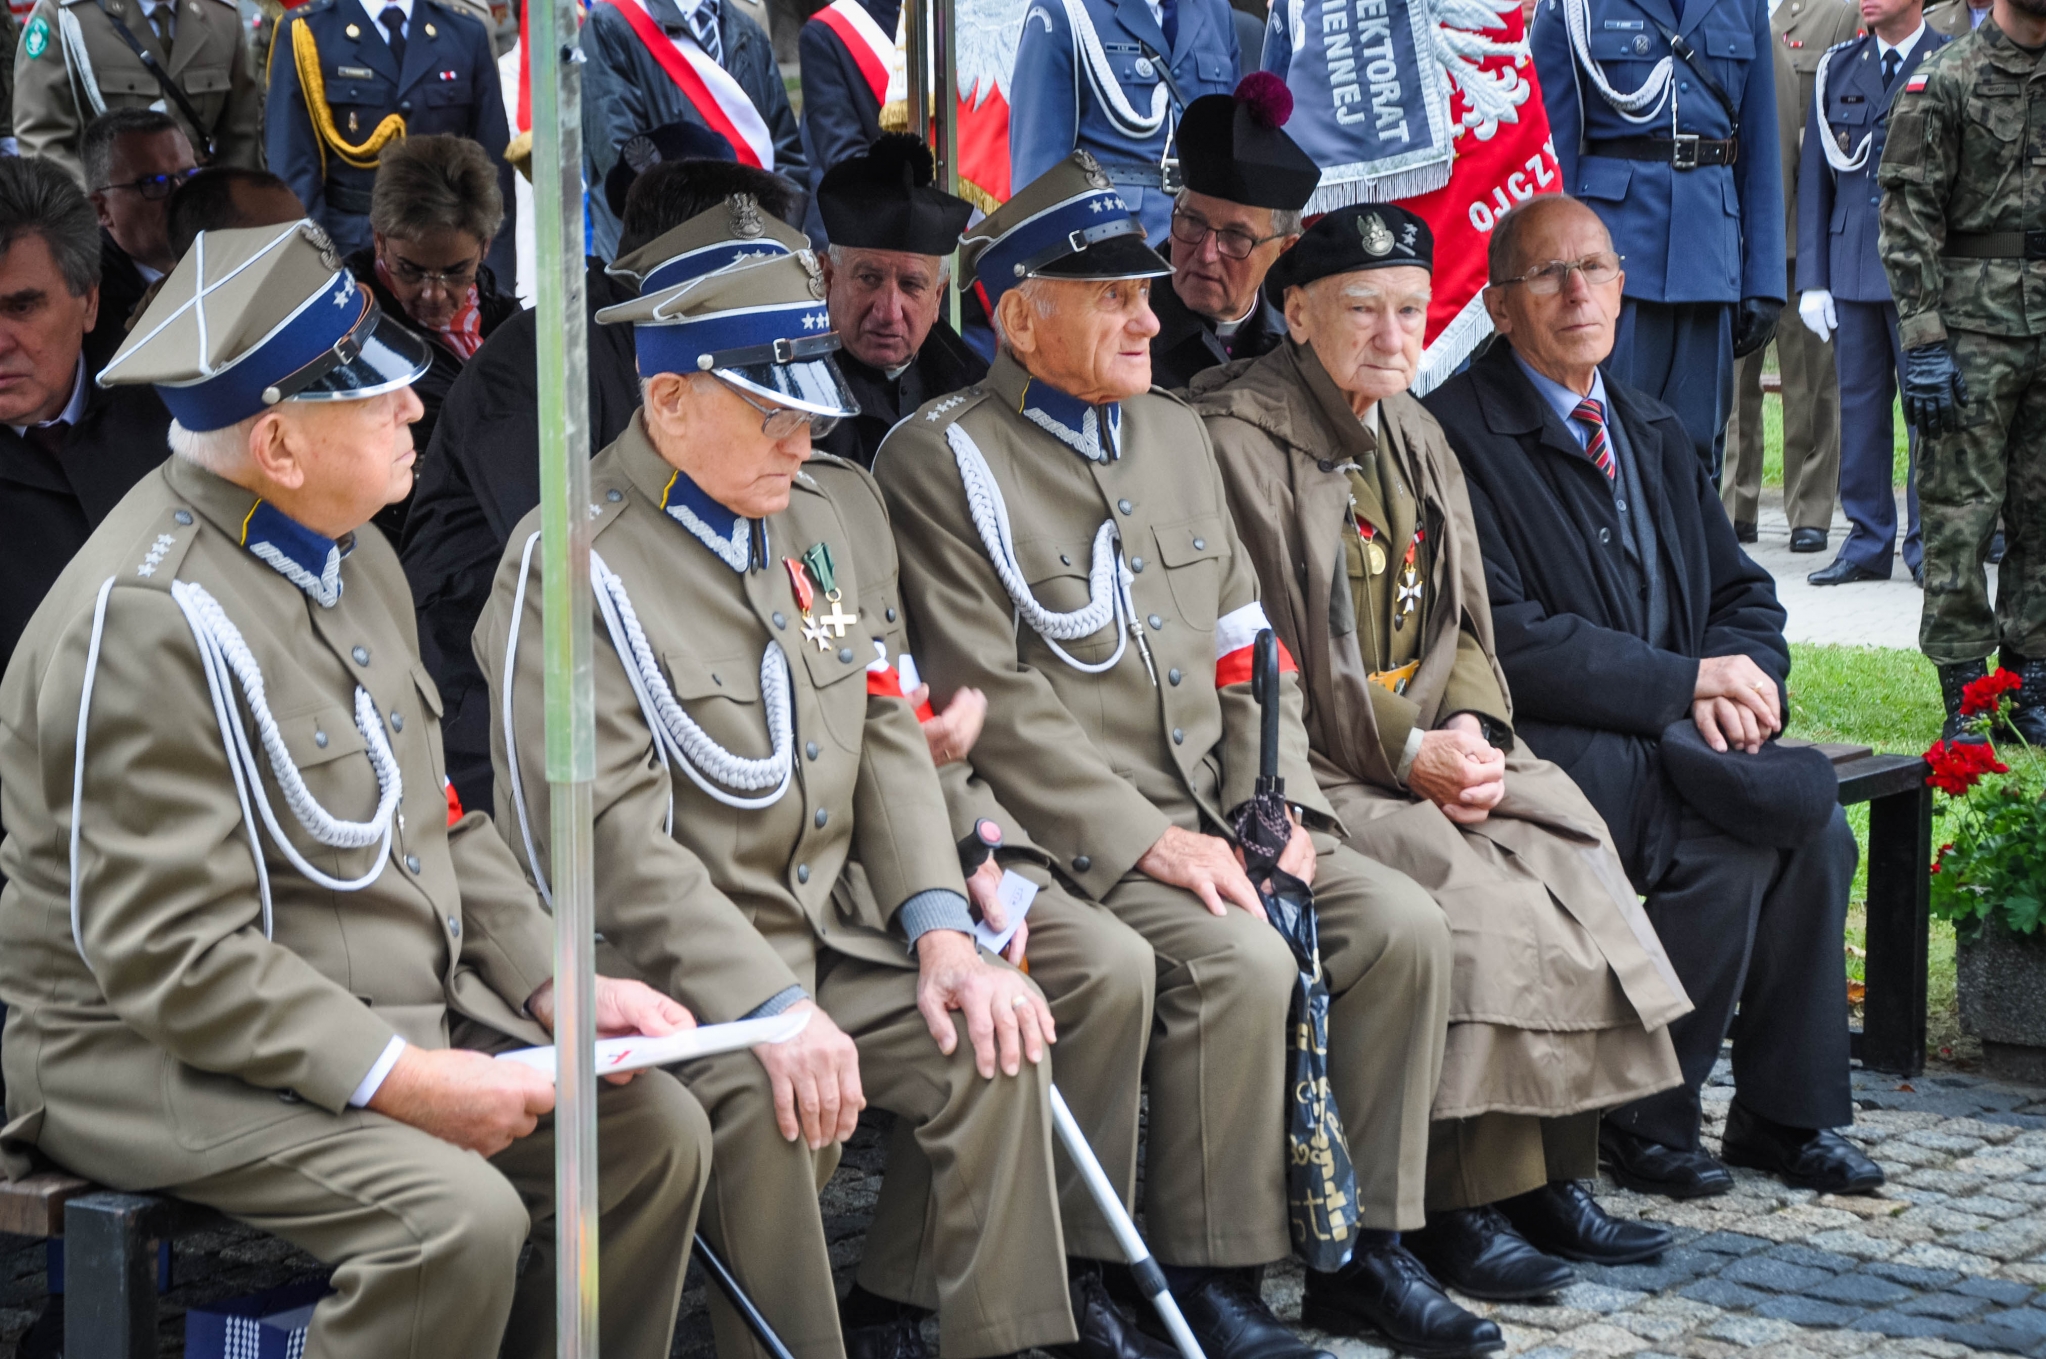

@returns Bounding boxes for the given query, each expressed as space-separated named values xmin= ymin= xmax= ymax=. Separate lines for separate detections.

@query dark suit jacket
xmin=84 ymin=231 xmax=154 ymax=381
xmin=815 ymin=318 xmax=987 ymax=468
xmin=1147 ymin=278 xmax=1283 ymax=392
xmin=796 ymin=0 xmax=898 ymax=247
xmin=1423 ymin=342 xmax=1789 ymax=884
xmin=400 ymin=260 xmax=641 ymax=813
xmin=0 ymin=380 xmax=171 ymax=678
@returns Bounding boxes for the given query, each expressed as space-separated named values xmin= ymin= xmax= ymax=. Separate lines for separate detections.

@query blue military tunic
xmin=265 ymin=0 xmax=517 ymax=282
xmin=1007 ymin=0 xmax=1240 ymax=240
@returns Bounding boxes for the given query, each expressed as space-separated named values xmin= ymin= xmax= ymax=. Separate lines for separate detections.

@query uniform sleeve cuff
xmin=896 ymin=889 xmax=976 ymax=950
xmin=1395 ymin=725 xmax=1426 ymax=784
xmin=1899 ymin=313 xmax=1948 ymax=348
xmin=742 ymin=985 xmax=810 ymax=1020
xmin=347 ymin=1036 xmax=408 ymax=1108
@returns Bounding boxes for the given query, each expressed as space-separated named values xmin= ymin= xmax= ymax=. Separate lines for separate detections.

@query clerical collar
xmin=1017 ymin=375 xmax=1121 ymax=462
xmin=660 ymin=465 xmax=765 ymax=573
xmin=1212 ymin=298 xmax=1257 ymax=339
xmin=240 ymin=500 xmax=352 ymax=607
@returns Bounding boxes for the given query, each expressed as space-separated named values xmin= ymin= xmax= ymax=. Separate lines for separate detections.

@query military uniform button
xmin=447 ymin=915 xmax=461 ymax=936
xmin=173 ymin=510 xmax=193 ymax=525
xmin=815 ymin=808 xmax=829 ymax=828
xmin=399 ymin=100 xmax=413 ymax=113
xmin=352 ymin=646 xmax=371 ymax=665
xmin=1193 ymin=537 xmax=1206 ymax=550
xmin=405 ymin=855 xmax=422 ymax=874
xmin=1073 ymin=855 xmax=1092 ymax=872
xmin=1172 ymin=728 xmax=1185 ymax=744
xmin=390 ymin=711 xmax=404 ymax=731
xmin=838 ymin=647 xmax=855 ymax=663
xmin=797 ymin=864 xmax=811 ymax=884
xmin=1118 ymin=499 xmax=1134 ymax=514
xmin=806 ymin=741 xmax=820 ymax=760
xmin=1317 ymin=459 xmax=1335 ymax=473
xmin=1599 ymin=528 xmax=1612 ymax=543
xmin=606 ymin=489 xmax=623 ymax=502
xmin=1148 ymin=614 xmax=1164 ymax=630
xmin=1061 ymin=553 xmax=1072 ymax=565
xmin=314 ymin=730 xmax=329 ymax=748
xmin=346 ymin=21 xmax=360 ymax=34
xmin=1168 ymin=668 xmax=1182 ymax=686
xmin=773 ymin=611 xmax=787 ymax=629
xmin=886 ymin=607 xmax=898 ymax=622
xmin=1131 ymin=556 xmax=1145 ymax=572
xmin=278 ymin=1089 xmax=302 ymax=1103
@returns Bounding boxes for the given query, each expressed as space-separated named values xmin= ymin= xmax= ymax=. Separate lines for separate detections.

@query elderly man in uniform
xmin=1878 ymin=0 xmax=2046 ymax=742
xmin=1721 ymin=0 xmax=1859 ymax=547
xmin=265 ymin=0 xmax=518 ymax=283
xmin=1008 ymin=0 xmax=1241 ymax=244
xmin=1147 ymin=75 xmax=1312 ymax=391
xmin=12 ymin=0 xmax=262 ymax=184
xmin=1796 ymin=0 xmax=1943 ymax=587
xmin=1193 ymin=203 xmax=1689 ymax=1302
xmin=814 ymin=134 xmax=987 ymax=468
xmin=877 ymin=152 xmax=1501 ymax=1359
xmin=0 ymin=220 xmax=711 ymax=1358
xmin=1531 ymin=0 xmax=1785 ymax=482
xmin=481 ymin=247 xmax=1085 ymax=1359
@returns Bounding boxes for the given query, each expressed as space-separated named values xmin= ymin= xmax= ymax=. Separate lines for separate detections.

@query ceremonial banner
xmin=898 ymin=0 xmax=1023 ymax=211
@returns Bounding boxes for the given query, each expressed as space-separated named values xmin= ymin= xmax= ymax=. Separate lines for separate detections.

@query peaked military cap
xmin=602 ymin=118 xmax=740 ymax=219
xmin=1263 ymin=203 xmax=1434 ymax=299
xmin=597 ymin=250 xmax=858 ymax=419
xmin=99 ymin=220 xmax=430 ymax=432
xmin=960 ymin=150 xmax=1171 ymax=311
xmin=1176 ymin=73 xmax=1322 ymax=212
xmin=816 ymin=133 xmax=976 ymax=257
xmin=607 ymin=193 xmax=810 ymax=294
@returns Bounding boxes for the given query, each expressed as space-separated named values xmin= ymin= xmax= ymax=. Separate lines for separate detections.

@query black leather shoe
xmin=1734 ymin=520 xmax=1759 ymax=544
xmin=1808 ymin=557 xmax=1888 ymax=586
xmin=1720 ymin=1102 xmax=1885 ymax=1194
xmin=1497 ymin=1180 xmax=1672 ymax=1265
xmin=1302 ymin=1245 xmax=1504 ymax=1359
xmin=1053 ymin=1264 xmax=1181 ymax=1359
xmin=1599 ymin=1123 xmax=1732 ymax=1199
xmin=1405 ymin=1205 xmax=1575 ymax=1300
xmin=843 ymin=1316 xmax=930 ymax=1359
xmin=1141 ymin=1269 xmax=1332 ymax=1359
xmin=1790 ymin=527 xmax=1828 ymax=553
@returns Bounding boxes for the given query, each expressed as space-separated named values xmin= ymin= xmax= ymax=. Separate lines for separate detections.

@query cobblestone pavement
xmin=12 ymin=1060 xmax=2046 ymax=1358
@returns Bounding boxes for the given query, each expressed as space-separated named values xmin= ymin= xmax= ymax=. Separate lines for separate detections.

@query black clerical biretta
xmin=816 ymin=133 xmax=977 ymax=257
xmin=1175 ymin=73 xmax=1322 ymax=212
xmin=1264 ymin=203 xmax=1435 ymax=300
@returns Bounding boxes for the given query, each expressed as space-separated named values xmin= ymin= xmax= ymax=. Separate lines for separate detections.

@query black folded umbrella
xmin=1232 ymin=630 xmax=1362 ymax=1273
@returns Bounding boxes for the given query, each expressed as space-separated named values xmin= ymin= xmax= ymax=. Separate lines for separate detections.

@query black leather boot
xmin=1301 ymin=1244 xmax=1504 ymax=1359
xmin=1938 ymin=659 xmax=1990 ymax=744
xmin=2001 ymin=653 xmax=2046 ymax=749
xmin=1404 ymin=1205 xmax=1575 ymax=1300
xmin=1051 ymin=1261 xmax=1181 ymax=1359
xmin=1497 ymin=1180 xmax=1672 ymax=1265
xmin=1139 ymin=1268 xmax=1332 ymax=1359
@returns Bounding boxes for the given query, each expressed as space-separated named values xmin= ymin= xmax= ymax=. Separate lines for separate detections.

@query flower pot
xmin=1956 ymin=915 xmax=2046 ymax=1082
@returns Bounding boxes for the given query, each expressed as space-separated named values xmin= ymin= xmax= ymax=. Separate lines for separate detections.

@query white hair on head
xmin=166 ymin=416 xmax=257 ymax=475
xmin=825 ymin=242 xmax=952 ymax=285
xmin=991 ymin=276 xmax=1061 ymax=348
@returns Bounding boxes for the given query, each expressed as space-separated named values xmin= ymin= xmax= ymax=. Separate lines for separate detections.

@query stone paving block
xmin=1724 ymin=1258 xmax=1841 ymax=1293
xmin=1863 ymin=1309 xmax=1974 ymax=1339
xmin=1582 ymin=1259 xmax=1710 ymax=1293
xmin=1809 ymin=1274 xmax=1921 ymax=1307
xmin=1894 ymin=1292 xmax=1995 ymax=1320
xmin=1809 ymin=1230 xmax=1907 ymax=1261
xmin=1549 ymin=1321 xmax=1648 ymax=1353
xmin=1554 ymin=1282 xmax=1650 ymax=1314
xmin=1821 ymin=1196 xmax=1914 ymax=1219
xmin=1694 ymin=1231 xmax=1778 ymax=1256
xmin=2007 ymin=1264 xmax=2046 ymax=1285
xmin=1869 ymin=1264 xmax=1968 ymax=1290
xmin=1634 ymin=1294 xmax=1726 ymax=1321
xmin=1860 ymin=1217 xmax=1945 ymax=1244
xmin=1889 ymin=1245 xmax=2005 ymax=1277
xmin=1755 ymin=1297 xmax=1870 ymax=1328
xmin=1917 ymin=1207 xmax=1999 ymax=1233
xmin=1856 ymin=1112 xmax=1950 ymax=1134
xmin=1954 ymin=1279 xmax=2039 ymax=1306
xmin=1952 ymin=1222 xmax=2046 ymax=1260
xmin=1742 ymin=1214 xmax=1847 ymax=1244
xmin=1775 ymin=1246 xmax=1865 ymax=1273
xmin=1952 ymin=1195 xmax=2036 ymax=1220
xmin=1798 ymin=1330 xmax=1887 ymax=1355
xmin=1905 ymin=1170 xmax=1995 ymax=1196
xmin=1945 ymin=1318 xmax=2046 ymax=1355
xmin=1676 ymin=1338 xmax=1744 ymax=1359
xmin=1608 ymin=1308 xmax=1696 ymax=1342
xmin=1705 ymin=1314 xmax=1802 ymax=1345
xmin=1485 ymin=1303 xmax=1594 ymax=1329
xmin=1983 ymin=1114 xmax=2046 ymax=1133
xmin=1907 ymin=1131 xmax=1993 ymax=1155
xmin=1684 ymin=1277 xmax=1775 ymax=1309
xmin=1946 ymin=1120 xmax=2024 ymax=1145
xmin=1992 ymin=1184 xmax=2046 ymax=1207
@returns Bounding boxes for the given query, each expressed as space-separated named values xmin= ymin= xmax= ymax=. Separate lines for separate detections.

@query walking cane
xmin=695 ymin=1235 xmax=800 ymax=1359
xmin=1049 ymin=1087 xmax=1208 ymax=1359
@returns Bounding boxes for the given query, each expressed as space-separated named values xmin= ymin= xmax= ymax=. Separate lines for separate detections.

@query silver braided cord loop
xmin=1061 ymin=0 xmax=1172 ymax=138
xmin=945 ymin=422 xmax=1134 ymax=675
xmin=1811 ymin=47 xmax=1874 ymax=173
xmin=1562 ymin=0 xmax=1675 ymax=123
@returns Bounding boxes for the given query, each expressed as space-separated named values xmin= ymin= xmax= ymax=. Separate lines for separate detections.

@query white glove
xmin=1798 ymin=289 xmax=1837 ymax=341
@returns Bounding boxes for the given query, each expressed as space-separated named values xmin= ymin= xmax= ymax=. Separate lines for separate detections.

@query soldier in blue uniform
xmin=1532 ymin=0 xmax=1786 ymax=483
xmin=1796 ymin=2 xmax=1946 ymax=586
xmin=1007 ymin=0 xmax=1242 ymax=244
xmin=264 ymin=0 xmax=517 ymax=284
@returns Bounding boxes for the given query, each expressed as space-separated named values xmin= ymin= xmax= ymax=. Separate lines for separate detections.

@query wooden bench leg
xmin=1859 ymin=780 xmax=1932 ymax=1077
xmin=64 ymin=1192 xmax=162 ymax=1359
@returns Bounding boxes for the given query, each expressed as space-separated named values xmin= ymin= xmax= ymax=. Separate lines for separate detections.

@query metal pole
xmin=528 ymin=0 xmax=598 ymax=1349
xmin=906 ymin=0 xmax=928 ymax=148
xmin=932 ymin=0 xmax=961 ymax=329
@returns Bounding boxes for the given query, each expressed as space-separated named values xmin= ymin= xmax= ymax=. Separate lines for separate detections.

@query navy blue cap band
xmin=633 ymin=299 xmax=835 ymax=377
xmin=969 ymin=188 xmax=1137 ymax=299
xmin=151 ymin=268 xmax=367 ymax=432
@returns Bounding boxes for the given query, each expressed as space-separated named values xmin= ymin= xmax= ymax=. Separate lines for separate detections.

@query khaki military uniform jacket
xmin=1880 ymin=18 xmax=2046 ymax=346
xmin=14 ymin=0 xmax=264 ymax=183
xmin=479 ymin=420 xmax=966 ymax=1022
xmin=873 ymin=353 xmax=1333 ymax=905
xmin=0 ymin=458 xmax=554 ymax=1189
xmin=1195 ymin=345 xmax=1689 ymax=1120
xmin=1774 ymin=0 xmax=1864 ymax=252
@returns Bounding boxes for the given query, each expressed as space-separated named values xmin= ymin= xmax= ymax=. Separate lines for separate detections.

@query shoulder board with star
xmin=1823 ymin=34 xmax=1860 ymax=54
xmin=117 ymin=503 xmax=203 ymax=594
xmin=586 ymin=469 xmax=635 ymax=543
xmin=800 ymin=450 xmax=889 ymax=517
xmin=911 ymin=386 xmax=991 ymax=431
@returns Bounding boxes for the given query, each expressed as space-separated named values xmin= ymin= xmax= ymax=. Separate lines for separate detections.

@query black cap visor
xmin=278 ymin=304 xmax=433 ymax=404
xmin=1030 ymin=232 xmax=1174 ymax=282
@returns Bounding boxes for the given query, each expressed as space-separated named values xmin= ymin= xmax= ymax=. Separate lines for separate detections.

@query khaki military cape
xmin=1195 ymin=344 xmax=1690 ymax=1120
xmin=0 ymin=458 xmax=553 ymax=1187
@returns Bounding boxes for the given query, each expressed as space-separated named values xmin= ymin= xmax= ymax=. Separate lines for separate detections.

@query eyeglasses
xmin=95 ymin=167 xmax=199 ymax=201
xmin=1494 ymin=252 xmax=1623 ymax=296
xmin=716 ymin=375 xmax=841 ymax=440
xmin=384 ymin=252 xmax=482 ymax=290
xmin=1169 ymin=209 xmax=1288 ymax=262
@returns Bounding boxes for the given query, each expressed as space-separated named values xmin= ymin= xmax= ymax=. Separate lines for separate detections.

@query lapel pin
xmin=345 ymin=21 xmax=360 ymax=35
xmin=423 ymin=20 xmax=434 ymax=34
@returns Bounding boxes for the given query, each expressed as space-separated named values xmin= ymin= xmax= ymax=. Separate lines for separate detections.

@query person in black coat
xmin=400 ymin=158 xmax=802 ymax=812
xmin=1425 ymin=195 xmax=1880 ymax=1204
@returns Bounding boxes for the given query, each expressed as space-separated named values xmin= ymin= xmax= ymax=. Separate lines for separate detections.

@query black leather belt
xmin=1587 ymin=134 xmax=1738 ymax=169
xmin=325 ymin=181 xmax=375 ymax=215
xmin=1945 ymin=230 xmax=2046 ymax=260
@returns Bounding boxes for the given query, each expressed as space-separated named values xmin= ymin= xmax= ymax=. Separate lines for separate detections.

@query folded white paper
xmin=498 ymin=1008 xmax=811 ymax=1082
xmin=974 ymin=870 xmax=1039 ymax=955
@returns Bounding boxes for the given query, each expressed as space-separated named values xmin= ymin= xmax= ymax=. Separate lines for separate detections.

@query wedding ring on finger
xmin=1011 ymin=994 xmax=1031 ymax=1009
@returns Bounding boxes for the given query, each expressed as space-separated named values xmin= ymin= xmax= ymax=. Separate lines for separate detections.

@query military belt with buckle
xmin=1588 ymin=134 xmax=1738 ymax=169
xmin=1944 ymin=230 xmax=2046 ymax=261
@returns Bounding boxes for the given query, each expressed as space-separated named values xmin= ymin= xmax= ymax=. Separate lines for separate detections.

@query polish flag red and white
xmin=606 ymin=0 xmax=777 ymax=169
xmin=1214 ymin=603 xmax=1297 ymax=688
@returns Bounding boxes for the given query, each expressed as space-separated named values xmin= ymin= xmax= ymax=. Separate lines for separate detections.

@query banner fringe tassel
xmin=1413 ymin=289 xmax=1494 ymax=397
xmin=1304 ymin=161 xmax=1453 ymax=213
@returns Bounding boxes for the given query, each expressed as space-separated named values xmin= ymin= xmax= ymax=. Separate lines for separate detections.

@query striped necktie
xmin=687 ymin=0 xmax=722 ymax=64
xmin=1572 ymin=397 xmax=1616 ymax=480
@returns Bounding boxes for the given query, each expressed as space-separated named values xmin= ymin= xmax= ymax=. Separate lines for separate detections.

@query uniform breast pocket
xmin=1574 ymin=156 xmax=1632 ymax=203
xmin=180 ymin=65 xmax=232 ymax=97
xmin=1013 ymin=537 xmax=1123 ymax=664
xmin=1691 ymin=16 xmax=1754 ymax=62
xmin=1195 ymin=53 xmax=1231 ymax=88
xmin=269 ymin=700 xmax=387 ymax=870
xmin=1967 ymin=84 xmax=2025 ymax=141
xmin=795 ymin=634 xmax=870 ymax=751
xmin=411 ymin=661 xmax=447 ymax=786
xmin=660 ymin=649 xmax=779 ymax=759
xmin=424 ymin=76 xmax=474 ymax=108
xmin=1152 ymin=516 xmax=1228 ymax=632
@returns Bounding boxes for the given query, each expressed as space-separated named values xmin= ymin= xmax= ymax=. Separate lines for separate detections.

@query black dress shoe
xmin=1302 ymin=1245 xmax=1504 ymax=1359
xmin=1734 ymin=520 xmax=1759 ymax=544
xmin=1599 ymin=1123 xmax=1732 ymax=1200
xmin=1808 ymin=557 xmax=1889 ymax=586
xmin=1052 ymin=1264 xmax=1181 ymax=1359
xmin=843 ymin=1316 xmax=931 ymax=1359
xmin=1790 ymin=527 xmax=1828 ymax=553
xmin=1720 ymin=1102 xmax=1885 ymax=1194
xmin=1141 ymin=1269 xmax=1332 ymax=1359
xmin=1497 ymin=1179 xmax=1672 ymax=1265
xmin=1404 ymin=1205 xmax=1575 ymax=1300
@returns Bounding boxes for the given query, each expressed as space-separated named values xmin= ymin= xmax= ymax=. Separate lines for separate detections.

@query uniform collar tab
xmin=1017 ymin=374 xmax=1121 ymax=463
xmin=239 ymin=499 xmax=352 ymax=606
xmin=660 ymin=464 xmax=763 ymax=572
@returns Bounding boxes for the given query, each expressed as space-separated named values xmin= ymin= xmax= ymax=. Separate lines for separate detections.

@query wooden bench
xmin=1793 ymin=740 xmax=1934 ymax=1078
xmin=0 ymin=1170 xmax=219 ymax=1359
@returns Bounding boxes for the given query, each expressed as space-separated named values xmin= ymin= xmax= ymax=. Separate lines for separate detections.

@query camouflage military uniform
xmin=1878 ymin=21 xmax=2046 ymax=665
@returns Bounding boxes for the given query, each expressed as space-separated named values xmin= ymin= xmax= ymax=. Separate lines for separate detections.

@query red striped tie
xmin=1572 ymin=397 xmax=1615 ymax=480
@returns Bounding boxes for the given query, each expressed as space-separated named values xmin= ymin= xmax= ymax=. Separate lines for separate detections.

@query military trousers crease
xmin=1425 ymin=1110 xmax=1600 ymax=1211
xmin=817 ymin=949 xmax=1077 ymax=1359
xmin=165 ymin=1069 xmax=711 ymax=1359
xmin=1724 ymin=317 xmax=1841 ymax=530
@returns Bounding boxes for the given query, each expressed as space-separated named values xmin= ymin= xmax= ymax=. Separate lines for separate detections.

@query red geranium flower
xmin=1925 ymin=739 xmax=2011 ymax=796
xmin=1961 ymin=668 xmax=2025 ymax=717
